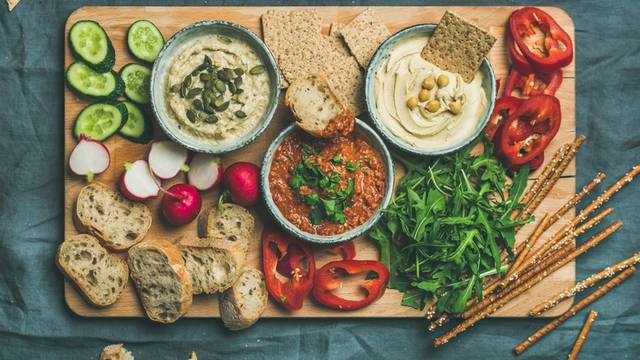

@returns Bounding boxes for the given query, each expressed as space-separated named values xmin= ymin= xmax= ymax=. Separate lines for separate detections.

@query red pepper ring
xmin=313 ymin=260 xmax=389 ymax=311
xmin=498 ymin=94 xmax=561 ymax=165
xmin=326 ymin=240 xmax=356 ymax=260
xmin=262 ymin=228 xmax=315 ymax=311
xmin=509 ymin=7 xmax=574 ymax=72
xmin=506 ymin=27 xmax=535 ymax=74
xmin=504 ymin=67 xmax=563 ymax=98
xmin=484 ymin=96 xmax=522 ymax=140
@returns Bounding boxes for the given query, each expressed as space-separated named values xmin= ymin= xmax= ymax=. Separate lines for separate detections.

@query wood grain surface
xmin=64 ymin=6 xmax=577 ymax=318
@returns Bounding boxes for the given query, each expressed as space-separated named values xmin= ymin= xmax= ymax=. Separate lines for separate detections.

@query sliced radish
xmin=148 ymin=140 xmax=189 ymax=179
xmin=119 ymin=160 xmax=160 ymax=201
xmin=187 ymin=153 xmax=223 ymax=191
xmin=69 ymin=135 xmax=110 ymax=182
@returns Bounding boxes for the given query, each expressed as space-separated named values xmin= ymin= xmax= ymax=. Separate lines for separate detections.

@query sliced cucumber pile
xmin=127 ymin=20 xmax=165 ymax=62
xmin=120 ymin=101 xmax=154 ymax=144
xmin=66 ymin=62 xmax=124 ymax=101
xmin=73 ymin=102 xmax=128 ymax=141
xmin=68 ymin=20 xmax=115 ymax=73
xmin=120 ymin=63 xmax=151 ymax=104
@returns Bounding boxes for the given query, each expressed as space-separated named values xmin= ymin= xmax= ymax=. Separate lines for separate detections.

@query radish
xmin=223 ymin=162 xmax=260 ymax=207
xmin=148 ymin=140 xmax=189 ymax=180
xmin=162 ymin=183 xmax=202 ymax=226
xmin=119 ymin=160 xmax=160 ymax=201
xmin=187 ymin=153 xmax=223 ymax=191
xmin=68 ymin=135 xmax=110 ymax=182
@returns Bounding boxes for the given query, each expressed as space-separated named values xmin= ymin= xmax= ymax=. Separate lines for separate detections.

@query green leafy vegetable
xmin=369 ymin=135 xmax=530 ymax=314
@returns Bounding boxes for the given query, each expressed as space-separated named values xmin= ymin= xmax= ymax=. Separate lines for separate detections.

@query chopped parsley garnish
xmin=345 ymin=160 xmax=360 ymax=172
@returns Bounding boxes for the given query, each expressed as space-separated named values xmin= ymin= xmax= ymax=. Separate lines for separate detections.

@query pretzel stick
xmin=548 ymin=172 xmax=606 ymax=226
xmin=514 ymin=268 xmax=635 ymax=355
xmin=463 ymin=221 xmax=622 ymax=319
xmin=507 ymin=214 xmax=551 ymax=279
xmin=529 ymin=252 xmax=640 ymax=316
xmin=567 ymin=310 xmax=599 ymax=360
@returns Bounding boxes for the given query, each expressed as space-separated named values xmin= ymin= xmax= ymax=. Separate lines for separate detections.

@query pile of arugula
xmin=369 ymin=136 xmax=530 ymax=314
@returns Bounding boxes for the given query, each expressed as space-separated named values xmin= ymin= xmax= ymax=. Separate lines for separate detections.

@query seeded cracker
xmin=340 ymin=8 xmax=390 ymax=69
xmin=421 ymin=11 xmax=496 ymax=83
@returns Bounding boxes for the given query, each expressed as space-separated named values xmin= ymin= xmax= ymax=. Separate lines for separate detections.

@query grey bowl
xmin=365 ymin=24 xmax=496 ymax=156
xmin=150 ymin=21 xmax=280 ymax=154
xmin=260 ymin=120 xmax=394 ymax=244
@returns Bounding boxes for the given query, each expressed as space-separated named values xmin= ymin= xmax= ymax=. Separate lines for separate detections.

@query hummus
xmin=374 ymin=34 xmax=488 ymax=150
xmin=165 ymin=34 xmax=271 ymax=144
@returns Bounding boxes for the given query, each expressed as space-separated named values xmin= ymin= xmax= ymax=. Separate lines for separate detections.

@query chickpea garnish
xmin=422 ymin=75 xmax=436 ymax=90
xmin=449 ymin=101 xmax=462 ymax=115
xmin=418 ymin=89 xmax=430 ymax=102
xmin=407 ymin=96 xmax=419 ymax=110
xmin=437 ymin=74 xmax=449 ymax=88
xmin=426 ymin=100 xmax=440 ymax=113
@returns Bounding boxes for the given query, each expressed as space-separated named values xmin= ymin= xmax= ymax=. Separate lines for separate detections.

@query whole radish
xmin=223 ymin=162 xmax=259 ymax=207
xmin=161 ymin=183 xmax=202 ymax=226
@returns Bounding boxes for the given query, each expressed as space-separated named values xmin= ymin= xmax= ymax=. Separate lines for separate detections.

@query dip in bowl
xmin=261 ymin=120 xmax=394 ymax=244
xmin=151 ymin=21 xmax=280 ymax=153
xmin=366 ymin=24 xmax=496 ymax=156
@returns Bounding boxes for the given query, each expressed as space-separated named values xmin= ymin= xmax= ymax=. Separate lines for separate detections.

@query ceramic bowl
xmin=260 ymin=120 xmax=394 ymax=244
xmin=365 ymin=24 xmax=496 ymax=156
xmin=150 ymin=21 xmax=280 ymax=154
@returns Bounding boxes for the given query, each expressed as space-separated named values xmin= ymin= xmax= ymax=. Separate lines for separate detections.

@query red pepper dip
xmin=269 ymin=131 xmax=385 ymax=236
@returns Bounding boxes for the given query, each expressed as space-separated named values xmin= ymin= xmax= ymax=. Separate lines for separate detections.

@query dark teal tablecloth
xmin=1 ymin=1 xmax=638 ymax=358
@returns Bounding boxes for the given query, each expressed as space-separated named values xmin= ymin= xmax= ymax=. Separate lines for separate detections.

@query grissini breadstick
xmin=548 ymin=172 xmax=606 ymax=226
xmin=567 ymin=310 xmax=599 ymax=360
xmin=463 ymin=221 xmax=622 ymax=319
xmin=529 ymin=252 xmax=640 ymax=316
xmin=514 ymin=268 xmax=635 ymax=355
xmin=506 ymin=214 xmax=551 ymax=280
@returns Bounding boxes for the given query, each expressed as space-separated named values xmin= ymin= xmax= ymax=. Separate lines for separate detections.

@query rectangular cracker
xmin=339 ymin=8 xmax=391 ymax=69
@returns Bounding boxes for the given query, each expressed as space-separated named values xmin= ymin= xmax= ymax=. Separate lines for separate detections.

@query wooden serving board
xmin=64 ymin=6 xmax=576 ymax=318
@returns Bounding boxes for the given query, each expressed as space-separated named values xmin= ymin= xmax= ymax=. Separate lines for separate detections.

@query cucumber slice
xmin=120 ymin=101 xmax=154 ymax=144
xmin=120 ymin=63 xmax=151 ymax=104
xmin=66 ymin=62 xmax=124 ymax=100
xmin=68 ymin=20 xmax=115 ymax=73
xmin=73 ymin=102 xmax=128 ymax=141
xmin=127 ymin=20 xmax=165 ymax=63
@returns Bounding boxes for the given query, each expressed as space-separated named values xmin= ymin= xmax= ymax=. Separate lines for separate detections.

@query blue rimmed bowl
xmin=365 ymin=24 xmax=496 ymax=156
xmin=260 ymin=120 xmax=394 ymax=244
xmin=150 ymin=21 xmax=280 ymax=154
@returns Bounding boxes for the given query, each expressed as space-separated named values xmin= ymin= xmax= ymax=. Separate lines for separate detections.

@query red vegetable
xmin=507 ymin=30 xmax=534 ymax=74
xmin=262 ymin=228 xmax=315 ymax=311
xmin=312 ymin=260 xmax=389 ymax=311
xmin=327 ymin=241 xmax=356 ymax=260
xmin=161 ymin=183 xmax=202 ymax=226
xmin=497 ymin=95 xmax=561 ymax=166
xmin=504 ymin=68 xmax=563 ymax=97
xmin=484 ymin=96 xmax=522 ymax=140
xmin=223 ymin=162 xmax=259 ymax=207
xmin=509 ymin=7 xmax=573 ymax=72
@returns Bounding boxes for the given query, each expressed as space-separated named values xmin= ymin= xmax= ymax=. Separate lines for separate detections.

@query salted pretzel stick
xmin=567 ymin=310 xmax=599 ymax=360
xmin=507 ymin=214 xmax=551 ymax=279
xmin=463 ymin=221 xmax=622 ymax=319
xmin=548 ymin=172 xmax=606 ymax=226
xmin=514 ymin=268 xmax=635 ymax=355
xmin=529 ymin=252 xmax=640 ymax=316
xmin=428 ymin=314 xmax=450 ymax=332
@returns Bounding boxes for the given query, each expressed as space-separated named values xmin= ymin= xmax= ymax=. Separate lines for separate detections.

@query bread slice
xmin=198 ymin=203 xmax=254 ymax=252
xmin=99 ymin=344 xmax=134 ymax=360
xmin=219 ymin=269 xmax=267 ymax=330
xmin=188 ymin=352 xmax=197 ymax=360
xmin=285 ymin=74 xmax=355 ymax=138
xmin=339 ymin=8 xmax=391 ymax=69
xmin=56 ymin=234 xmax=129 ymax=307
xmin=179 ymin=237 xmax=241 ymax=295
xmin=75 ymin=182 xmax=152 ymax=251
xmin=127 ymin=240 xmax=193 ymax=323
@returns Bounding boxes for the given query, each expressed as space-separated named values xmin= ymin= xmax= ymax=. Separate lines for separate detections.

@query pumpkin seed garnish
xmin=197 ymin=63 xmax=208 ymax=72
xmin=235 ymin=88 xmax=244 ymax=95
xmin=180 ymin=82 xmax=188 ymax=98
xmin=224 ymin=68 xmax=236 ymax=80
xmin=191 ymin=68 xmax=200 ymax=76
xmin=215 ymin=79 xmax=226 ymax=93
xmin=186 ymin=88 xmax=203 ymax=99
xmin=200 ymin=73 xmax=212 ymax=82
xmin=169 ymin=84 xmax=181 ymax=93
xmin=249 ymin=65 xmax=265 ymax=75
xmin=234 ymin=67 xmax=244 ymax=76
xmin=234 ymin=77 xmax=243 ymax=87
xmin=217 ymin=69 xmax=230 ymax=81
xmin=186 ymin=109 xmax=197 ymax=123
xmin=193 ymin=99 xmax=204 ymax=111
xmin=228 ymin=82 xmax=237 ymax=94
xmin=218 ymin=35 xmax=232 ymax=44
xmin=204 ymin=114 xmax=219 ymax=124
xmin=204 ymin=106 xmax=216 ymax=114
xmin=234 ymin=110 xmax=247 ymax=119
xmin=216 ymin=101 xmax=230 ymax=112
xmin=203 ymin=55 xmax=212 ymax=66
xmin=214 ymin=96 xmax=225 ymax=108
xmin=183 ymin=75 xmax=192 ymax=88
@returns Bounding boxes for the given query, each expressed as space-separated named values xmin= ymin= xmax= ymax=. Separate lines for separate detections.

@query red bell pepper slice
xmin=484 ymin=96 xmax=522 ymax=140
xmin=507 ymin=30 xmax=534 ymax=74
xmin=326 ymin=241 xmax=356 ymax=260
xmin=509 ymin=7 xmax=574 ymax=72
xmin=313 ymin=260 xmax=389 ymax=311
xmin=262 ymin=228 xmax=315 ymax=311
xmin=497 ymin=94 xmax=561 ymax=166
xmin=504 ymin=68 xmax=563 ymax=97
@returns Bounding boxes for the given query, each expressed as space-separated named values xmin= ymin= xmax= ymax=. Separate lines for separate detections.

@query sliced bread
xmin=179 ymin=237 xmax=242 ymax=295
xmin=285 ymin=74 xmax=355 ymax=138
xmin=75 ymin=182 xmax=152 ymax=251
xmin=99 ymin=344 xmax=134 ymax=360
xmin=56 ymin=234 xmax=129 ymax=307
xmin=198 ymin=203 xmax=254 ymax=256
xmin=127 ymin=240 xmax=193 ymax=323
xmin=219 ymin=269 xmax=268 ymax=331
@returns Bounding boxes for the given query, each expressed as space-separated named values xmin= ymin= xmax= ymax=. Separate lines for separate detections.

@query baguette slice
xmin=219 ymin=269 xmax=268 ymax=330
xmin=179 ymin=237 xmax=242 ymax=295
xmin=75 ymin=182 xmax=152 ymax=251
xmin=285 ymin=74 xmax=355 ymax=138
xmin=56 ymin=234 xmax=129 ymax=307
xmin=99 ymin=344 xmax=134 ymax=360
xmin=128 ymin=240 xmax=193 ymax=323
xmin=198 ymin=203 xmax=254 ymax=261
